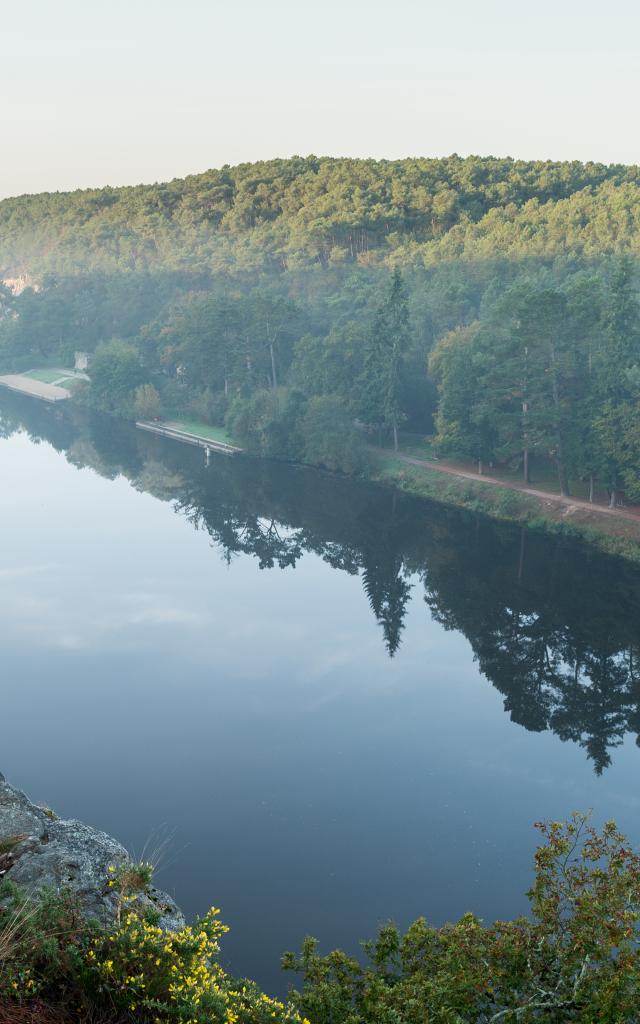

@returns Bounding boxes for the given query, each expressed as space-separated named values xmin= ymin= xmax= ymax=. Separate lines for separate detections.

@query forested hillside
xmin=1 ymin=155 xmax=640 ymax=502
xmin=3 ymin=155 xmax=640 ymax=274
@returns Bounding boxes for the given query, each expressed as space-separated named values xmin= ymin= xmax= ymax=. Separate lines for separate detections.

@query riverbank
xmin=136 ymin=409 xmax=640 ymax=561
xmin=370 ymin=449 xmax=640 ymax=563
xmin=4 ymin=379 xmax=640 ymax=562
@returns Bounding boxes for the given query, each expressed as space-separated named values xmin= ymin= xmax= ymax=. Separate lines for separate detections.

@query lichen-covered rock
xmin=0 ymin=772 xmax=184 ymax=930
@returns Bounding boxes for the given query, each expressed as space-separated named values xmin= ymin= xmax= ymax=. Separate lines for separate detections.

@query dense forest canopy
xmin=2 ymin=154 xmax=640 ymax=499
xmin=3 ymin=155 xmax=640 ymax=274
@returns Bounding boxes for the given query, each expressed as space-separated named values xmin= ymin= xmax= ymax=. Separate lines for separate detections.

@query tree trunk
xmin=522 ymin=398 xmax=530 ymax=483
xmin=548 ymin=337 xmax=570 ymax=497
xmin=609 ymin=485 xmax=617 ymax=509
xmin=269 ymin=343 xmax=278 ymax=390
xmin=589 ymin=474 xmax=594 ymax=503
xmin=392 ymin=419 xmax=398 ymax=452
xmin=556 ymin=452 xmax=570 ymax=498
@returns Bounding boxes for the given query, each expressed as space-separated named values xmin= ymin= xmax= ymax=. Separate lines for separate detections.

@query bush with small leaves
xmin=284 ymin=814 xmax=640 ymax=1023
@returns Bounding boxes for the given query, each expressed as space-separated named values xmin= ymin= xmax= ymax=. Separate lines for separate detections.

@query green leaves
xmin=358 ymin=270 xmax=411 ymax=449
xmin=285 ymin=815 xmax=640 ymax=1023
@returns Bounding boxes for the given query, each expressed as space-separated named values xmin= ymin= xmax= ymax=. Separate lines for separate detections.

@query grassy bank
xmin=370 ymin=450 xmax=640 ymax=564
xmin=144 ymin=406 xmax=640 ymax=562
xmin=159 ymin=415 xmax=233 ymax=445
xmin=30 ymin=371 xmax=640 ymax=563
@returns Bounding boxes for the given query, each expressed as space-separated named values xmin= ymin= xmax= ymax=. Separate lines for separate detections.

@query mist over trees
xmin=1 ymin=155 xmax=640 ymax=495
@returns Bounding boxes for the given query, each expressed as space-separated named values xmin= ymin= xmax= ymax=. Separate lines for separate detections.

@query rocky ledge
xmin=0 ymin=772 xmax=184 ymax=930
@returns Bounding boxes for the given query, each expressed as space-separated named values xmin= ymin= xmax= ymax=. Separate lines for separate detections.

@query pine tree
xmin=359 ymin=269 xmax=411 ymax=450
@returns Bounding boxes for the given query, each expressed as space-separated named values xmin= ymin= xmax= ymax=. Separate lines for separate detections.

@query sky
xmin=2 ymin=0 xmax=639 ymax=199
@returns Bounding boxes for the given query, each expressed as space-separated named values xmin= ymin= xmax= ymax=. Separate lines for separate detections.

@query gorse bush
xmin=81 ymin=908 xmax=302 ymax=1024
xmin=0 ymin=868 xmax=306 ymax=1024
xmin=3 ymin=817 xmax=640 ymax=1022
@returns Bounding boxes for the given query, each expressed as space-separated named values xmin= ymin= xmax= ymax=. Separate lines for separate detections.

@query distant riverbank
xmin=131 ymin=406 xmax=640 ymax=562
xmin=4 ymin=374 xmax=640 ymax=563
xmin=371 ymin=449 xmax=640 ymax=563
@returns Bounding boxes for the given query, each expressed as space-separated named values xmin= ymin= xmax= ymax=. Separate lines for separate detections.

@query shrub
xmin=0 ymin=870 xmax=306 ymax=1024
xmin=225 ymin=390 xmax=282 ymax=456
xmin=134 ymin=384 xmax=161 ymax=420
xmin=189 ymin=388 xmax=229 ymax=427
xmin=4 ymin=817 xmax=640 ymax=1023
xmin=225 ymin=389 xmax=306 ymax=460
xmin=284 ymin=815 xmax=640 ymax=1023
xmin=86 ymin=341 xmax=145 ymax=417
xmin=494 ymin=487 xmax=525 ymax=518
xmin=81 ymin=908 xmax=303 ymax=1023
xmin=301 ymin=396 xmax=370 ymax=475
xmin=0 ymin=882 xmax=88 ymax=1003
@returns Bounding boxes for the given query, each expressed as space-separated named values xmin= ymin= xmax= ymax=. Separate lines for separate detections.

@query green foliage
xmin=431 ymin=270 xmax=640 ymax=501
xmin=134 ymin=383 xmax=162 ymax=420
xmin=5 ymin=818 xmax=640 ymax=1022
xmin=3 ymin=157 xmax=640 ymax=496
xmin=85 ymin=340 xmax=146 ymax=417
xmin=0 ymin=880 xmax=89 ymax=1002
xmin=3 ymin=157 xmax=640 ymax=277
xmin=186 ymin=387 xmax=229 ymax=427
xmin=289 ymin=323 xmax=366 ymax=401
xmin=494 ymin=488 xmax=525 ymax=518
xmin=225 ymin=389 xmax=290 ymax=457
xmin=301 ymin=396 xmax=370 ymax=474
xmin=0 ymin=879 xmax=305 ymax=1024
xmin=81 ymin=908 xmax=302 ymax=1023
xmin=358 ymin=270 xmax=411 ymax=449
xmin=284 ymin=814 xmax=640 ymax=1023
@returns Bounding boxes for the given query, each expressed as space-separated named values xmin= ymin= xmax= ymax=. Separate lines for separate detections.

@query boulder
xmin=0 ymin=772 xmax=184 ymax=931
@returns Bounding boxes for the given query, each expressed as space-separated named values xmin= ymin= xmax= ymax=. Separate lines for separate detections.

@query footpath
xmin=389 ymin=451 xmax=640 ymax=525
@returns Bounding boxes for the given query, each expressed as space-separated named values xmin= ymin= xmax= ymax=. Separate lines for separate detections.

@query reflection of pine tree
xmin=362 ymin=553 xmax=412 ymax=657
xmin=10 ymin=383 xmax=640 ymax=772
xmin=422 ymin=516 xmax=640 ymax=773
xmin=551 ymin=650 xmax=629 ymax=775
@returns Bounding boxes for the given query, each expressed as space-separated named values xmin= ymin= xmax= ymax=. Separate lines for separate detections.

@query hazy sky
xmin=2 ymin=0 xmax=639 ymax=199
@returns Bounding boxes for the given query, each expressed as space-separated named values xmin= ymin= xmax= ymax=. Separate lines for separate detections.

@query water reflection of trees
xmin=3 ymin=391 xmax=640 ymax=773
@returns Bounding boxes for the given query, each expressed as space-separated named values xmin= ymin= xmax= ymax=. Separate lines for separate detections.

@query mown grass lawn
xmin=164 ymin=417 xmax=232 ymax=444
xmin=24 ymin=368 xmax=70 ymax=383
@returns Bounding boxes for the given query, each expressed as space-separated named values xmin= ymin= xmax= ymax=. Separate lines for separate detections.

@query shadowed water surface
xmin=1 ymin=391 xmax=640 ymax=993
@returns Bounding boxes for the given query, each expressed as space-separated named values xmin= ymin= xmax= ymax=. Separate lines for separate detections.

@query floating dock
xmin=136 ymin=420 xmax=242 ymax=456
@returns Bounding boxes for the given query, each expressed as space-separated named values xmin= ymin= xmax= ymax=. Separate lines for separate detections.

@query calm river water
xmin=1 ymin=391 xmax=640 ymax=993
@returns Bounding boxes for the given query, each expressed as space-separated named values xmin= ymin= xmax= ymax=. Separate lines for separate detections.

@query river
xmin=1 ymin=390 xmax=640 ymax=993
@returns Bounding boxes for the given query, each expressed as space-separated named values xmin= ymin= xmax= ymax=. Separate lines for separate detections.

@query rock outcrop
xmin=0 ymin=773 xmax=184 ymax=930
